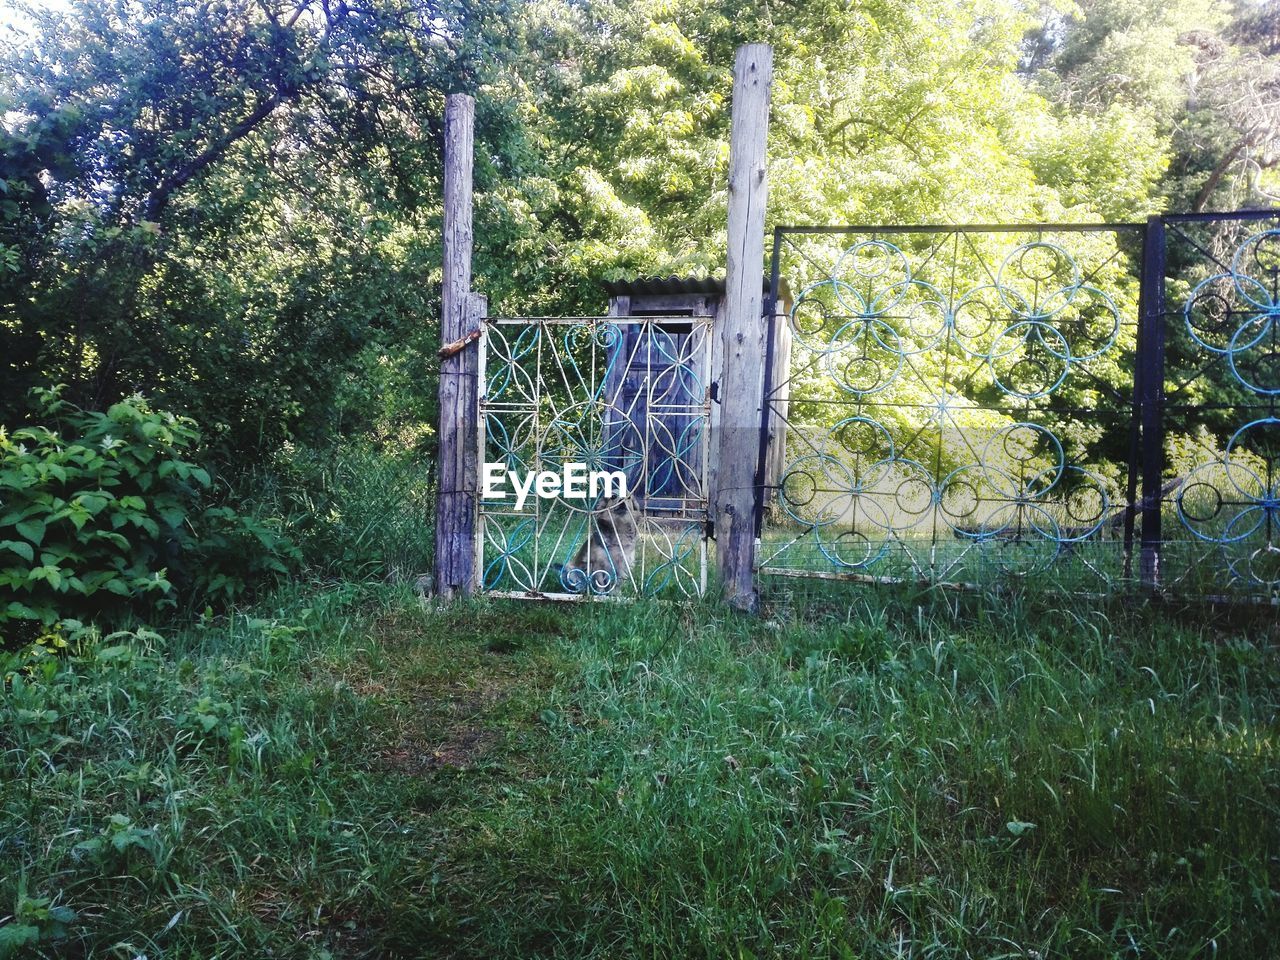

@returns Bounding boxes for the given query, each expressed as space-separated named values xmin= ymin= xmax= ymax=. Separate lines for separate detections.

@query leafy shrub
xmin=0 ymin=389 xmax=297 ymax=644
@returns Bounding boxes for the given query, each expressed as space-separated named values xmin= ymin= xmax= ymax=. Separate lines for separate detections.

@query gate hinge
xmin=709 ymin=381 xmax=720 ymax=403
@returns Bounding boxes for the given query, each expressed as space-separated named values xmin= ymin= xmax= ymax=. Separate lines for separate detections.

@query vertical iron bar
xmin=753 ymin=226 xmax=785 ymax=538
xmin=1122 ymin=233 xmax=1146 ymax=580
xmin=475 ymin=308 xmax=489 ymax=591
xmin=1138 ymin=215 xmax=1167 ymax=588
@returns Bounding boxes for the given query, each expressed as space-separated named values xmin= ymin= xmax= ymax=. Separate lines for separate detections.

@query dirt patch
xmin=382 ymin=725 xmax=502 ymax=773
xmin=364 ymin=604 xmax=567 ymax=776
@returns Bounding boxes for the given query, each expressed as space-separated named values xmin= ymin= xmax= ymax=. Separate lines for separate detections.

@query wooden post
xmin=434 ymin=93 xmax=478 ymax=597
xmin=715 ymin=43 xmax=772 ymax=612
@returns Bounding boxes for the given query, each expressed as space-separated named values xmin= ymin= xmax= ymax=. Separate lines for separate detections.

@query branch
xmin=140 ymin=90 xmax=284 ymax=222
xmin=285 ymin=0 xmax=309 ymax=28
xmin=1193 ymin=137 xmax=1247 ymax=212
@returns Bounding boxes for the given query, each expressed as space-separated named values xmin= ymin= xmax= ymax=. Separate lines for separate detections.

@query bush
xmin=0 ymin=389 xmax=297 ymax=644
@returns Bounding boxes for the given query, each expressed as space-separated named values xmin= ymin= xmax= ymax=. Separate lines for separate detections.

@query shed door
xmin=611 ymin=312 xmax=703 ymax=508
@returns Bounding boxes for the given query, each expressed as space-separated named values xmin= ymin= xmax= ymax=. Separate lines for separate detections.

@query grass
xmin=2 ymin=581 xmax=1278 ymax=958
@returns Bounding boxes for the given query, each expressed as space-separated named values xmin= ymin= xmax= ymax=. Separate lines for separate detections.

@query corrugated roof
xmin=602 ymin=275 xmax=725 ymax=296
xmin=603 ymin=275 xmax=792 ymax=306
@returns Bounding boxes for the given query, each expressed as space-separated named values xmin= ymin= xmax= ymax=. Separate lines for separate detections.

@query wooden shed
xmin=601 ymin=276 xmax=792 ymax=512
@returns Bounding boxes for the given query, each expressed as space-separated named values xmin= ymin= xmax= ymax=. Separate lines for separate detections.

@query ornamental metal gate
xmin=466 ymin=211 xmax=1279 ymax=603
xmin=477 ymin=315 xmax=711 ymax=599
xmin=1155 ymin=211 xmax=1280 ymax=594
xmin=758 ymin=213 xmax=1280 ymax=599
xmin=758 ymin=224 xmax=1144 ymax=590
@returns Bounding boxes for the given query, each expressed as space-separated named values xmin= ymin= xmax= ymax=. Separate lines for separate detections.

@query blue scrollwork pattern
xmin=478 ymin=316 xmax=711 ymax=598
xmin=1174 ymin=227 xmax=1280 ymax=588
xmin=761 ymin=230 xmax=1132 ymax=584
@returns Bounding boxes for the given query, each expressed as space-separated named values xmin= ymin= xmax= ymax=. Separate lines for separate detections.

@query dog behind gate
xmin=557 ymin=495 xmax=639 ymax=594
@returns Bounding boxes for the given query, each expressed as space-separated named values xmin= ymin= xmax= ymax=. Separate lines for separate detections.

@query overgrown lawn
xmin=2 ymin=585 xmax=1277 ymax=958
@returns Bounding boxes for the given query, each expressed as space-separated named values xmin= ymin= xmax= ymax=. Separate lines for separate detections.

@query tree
xmin=1026 ymin=0 xmax=1280 ymax=212
xmin=2 ymin=0 xmax=1182 ymax=470
xmin=0 ymin=0 xmax=502 ymax=454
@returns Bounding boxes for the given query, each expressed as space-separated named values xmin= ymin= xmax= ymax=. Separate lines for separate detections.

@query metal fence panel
xmin=759 ymin=224 xmax=1145 ymax=590
xmin=1156 ymin=212 xmax=1280 ymax=596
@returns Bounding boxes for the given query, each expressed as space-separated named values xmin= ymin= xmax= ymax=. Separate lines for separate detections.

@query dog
xmin=557 ymin=495 xmax=640 ymax=594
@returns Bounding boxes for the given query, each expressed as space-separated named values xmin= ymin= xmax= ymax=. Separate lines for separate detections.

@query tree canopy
xmin=1 ymin=0 xmax=1273 ymax=463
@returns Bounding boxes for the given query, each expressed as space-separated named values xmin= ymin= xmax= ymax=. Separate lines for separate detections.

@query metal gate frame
xmin=755 ymin=213 xmax=1280 ymax=597
xmin=475 ymin=314 xmax=713 ymax=600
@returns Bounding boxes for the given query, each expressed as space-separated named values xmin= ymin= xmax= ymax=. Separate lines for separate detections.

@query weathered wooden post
xmin=434 ymin=93 xmax=479 ymax=597
xmin=715 ymin=43 xmax=773 ymax=611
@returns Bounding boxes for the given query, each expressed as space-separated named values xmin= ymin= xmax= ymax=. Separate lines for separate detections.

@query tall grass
xmin=2 ymin=583 xmax=1276 ymax=957
xmin=419 ymin=588 xmax=1280 ymax=958
xmin=233 ymin=443 xmax=435 ymax=584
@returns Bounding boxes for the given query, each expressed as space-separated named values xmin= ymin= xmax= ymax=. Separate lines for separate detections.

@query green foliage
xmin=190 ymin=505 xmax=302 ymax=603
xmin=239 ymin=442 xmax=434 ymax=582
xmin=0 ymin=0 xmax=484 ymax=457
xmin=0 ymin=887 xmax=76 ymax=959
xmin=1030 ymin=0 xmax=1280 ymax=212
xmin=1 ymin=0 xmax=1209 ymax=478
xmin=0 ymin=390 xmax=199 ymax=636
xmin=474 ymin=0 xmax=1198 ymax=327
xmin=0 ymin=389 xmax=296 ymax=643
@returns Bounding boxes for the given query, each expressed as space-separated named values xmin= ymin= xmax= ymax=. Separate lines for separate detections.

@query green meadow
xmin=4 ymin=583 xmax=1276 ymax=958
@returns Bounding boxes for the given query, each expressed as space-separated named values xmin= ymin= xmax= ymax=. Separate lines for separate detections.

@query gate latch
xmin=439 ymin=326 xmax=483 ymax=359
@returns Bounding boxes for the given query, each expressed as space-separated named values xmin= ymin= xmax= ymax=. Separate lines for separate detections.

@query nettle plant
xmin=0 ymin=389 xmax=296 ymax=644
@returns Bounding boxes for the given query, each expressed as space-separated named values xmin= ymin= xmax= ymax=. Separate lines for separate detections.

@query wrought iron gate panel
xmin=477 ymin=315 xmax=711 ymax=599
xmin=1156 ymin=212 xmax=1280 ymax=595
xmin=759 ymin=225 xmax=1144 ymax=588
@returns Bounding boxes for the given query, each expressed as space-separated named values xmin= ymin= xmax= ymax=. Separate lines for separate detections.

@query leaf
xmin=158 ymin=507 xmax=187 ymax=529
xmin=0 ymin=505 xmax=41 ymax=526
xmin=1006 ymin=821 xmax=1037 ymax=837
xmin=15 ymin=708 xmax=59 ymax=724
xmin=0 ymin=924 xmax=40 ymax=956
xmin=131 ymin=516 xmax=159 ymax=537
xmin=4 ymin=601 xmax=42 ymax=621
xmin=73 ymin=837 xmax=104 ymax=856
xmin=0 ymin=539 xmax=34 ymax=563
xmin=95 ymin=645 xmax=134 ymax=662
xmin=76 ymin=492 xmax=111 ymax=514
xmin=14 ymin=519 xmax=45 ymax=545
xmin=91 ymin=531 xmax=130 ymax=550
